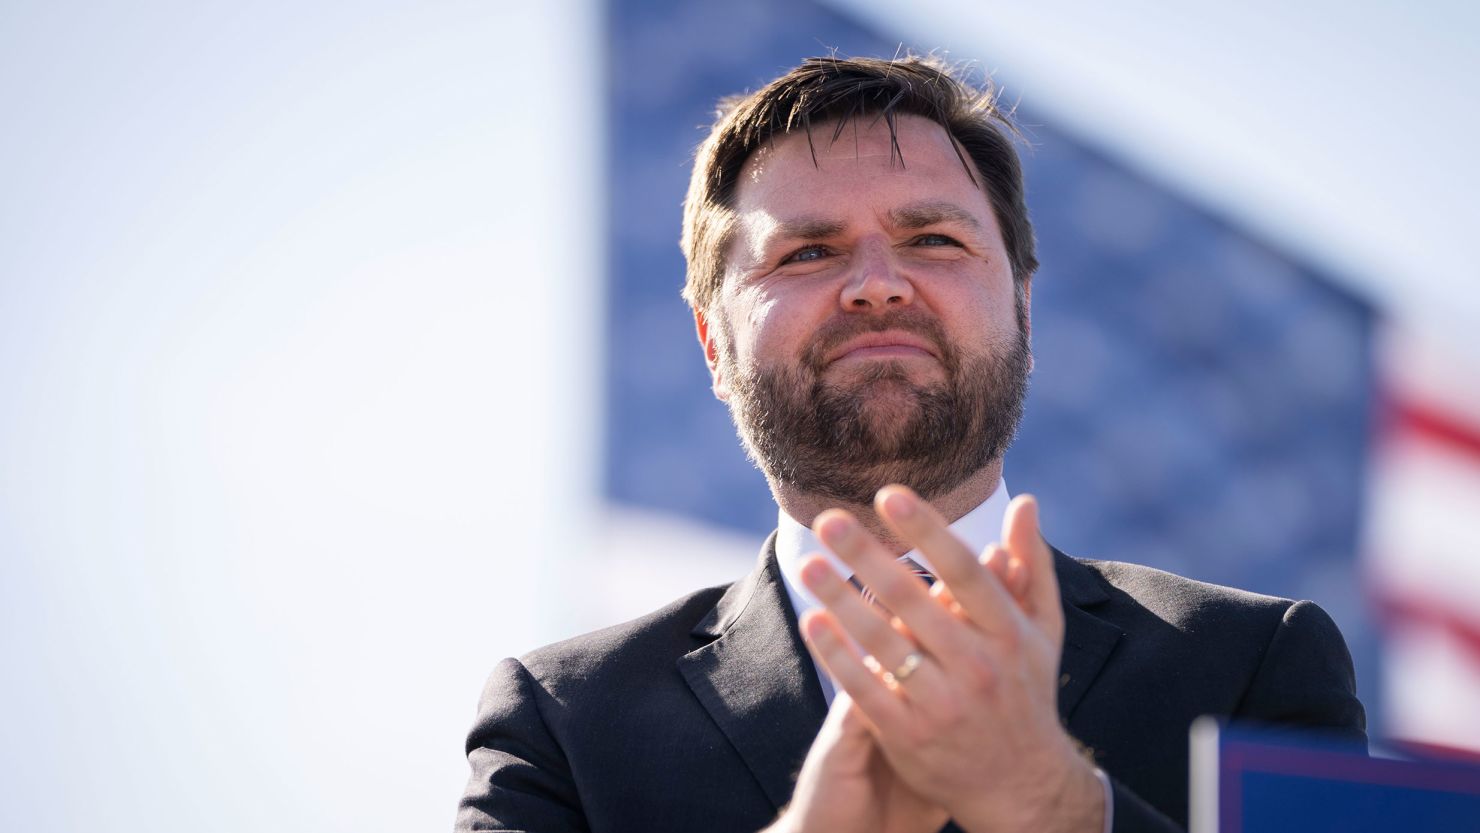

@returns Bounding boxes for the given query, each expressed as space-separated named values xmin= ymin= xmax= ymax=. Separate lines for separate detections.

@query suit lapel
xmin=677 ymin=535 xmax=829 ymax=810
xmin=1053 ymin=548 xmax=1124 ymax=722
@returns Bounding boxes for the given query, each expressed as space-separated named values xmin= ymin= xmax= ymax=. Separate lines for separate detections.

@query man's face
xmin=697 ymin=113 xmax=1031 ymax=505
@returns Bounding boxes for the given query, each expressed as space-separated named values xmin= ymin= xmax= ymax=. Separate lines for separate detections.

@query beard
xmin=721 ymin=307 xmax=1031 ymax=506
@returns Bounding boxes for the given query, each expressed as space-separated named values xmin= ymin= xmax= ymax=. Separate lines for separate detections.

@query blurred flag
xmin=1366 ymin=329 xmax=1480 ymax=753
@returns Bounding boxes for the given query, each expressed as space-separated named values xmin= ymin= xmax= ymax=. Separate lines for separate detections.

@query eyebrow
xmin=773 ymin=216 xmax=847 ymax=241
xmin=889 ymin=201 xmax=983 ymax=231
xmin=764 ymin=200 xmax=981 ymax=246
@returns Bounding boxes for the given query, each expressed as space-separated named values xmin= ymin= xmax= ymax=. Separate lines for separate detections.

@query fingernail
xmin=800 ymin=558 xmax=833 ymax=587
xmin=881 ymin=489 xmax=915 ymax=519
xmin=979 ymin=543 xmax=1003 ymax=568
xmin=816 ymin=514 xmax=856 ymax=544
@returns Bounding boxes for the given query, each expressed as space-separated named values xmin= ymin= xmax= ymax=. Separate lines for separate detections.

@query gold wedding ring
xmin=891 ymin=651 xmax=923 ymax=683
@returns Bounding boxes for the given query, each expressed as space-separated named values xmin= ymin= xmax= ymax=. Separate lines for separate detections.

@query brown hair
xmin=680 ymin=54 xmax=1038 ymax=312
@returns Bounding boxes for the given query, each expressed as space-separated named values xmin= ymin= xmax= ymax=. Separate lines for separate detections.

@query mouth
xmin=825 ymin=330 xmax=941 ymax=366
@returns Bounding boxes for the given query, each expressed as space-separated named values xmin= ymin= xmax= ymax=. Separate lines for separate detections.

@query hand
xmin=764 ymin=692 xmax=949 ymax=833
xmin=767 ymin=527 xmax=1031 ymax=833
xmin=797 ymin=488 xmax=1104 ymax=833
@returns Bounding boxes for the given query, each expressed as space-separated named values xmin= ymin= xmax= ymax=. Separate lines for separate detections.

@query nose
xmin=841 ymin=242 xmax=914 ymax=312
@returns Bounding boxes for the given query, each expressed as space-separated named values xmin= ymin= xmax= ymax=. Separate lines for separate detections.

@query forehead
xmin=733 ymin=113 xmax=985 ymax=215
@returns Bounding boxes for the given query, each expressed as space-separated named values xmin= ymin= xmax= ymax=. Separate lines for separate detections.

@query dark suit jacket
xmin=456 ymin=539 xmax=1365 ymax=833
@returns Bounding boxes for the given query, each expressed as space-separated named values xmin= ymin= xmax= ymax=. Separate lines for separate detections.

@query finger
xmin=980 ymin=544 xmax=1028 ymax=603
xmin=799 ymin=556 xmax=935 ymax=695
xmin=792 ymin=692 xmax=874 ymax=799
xmin=811 ymin=514 xmax=959 ymax=645
xmin=814 ymin=691 xmax=870 ymax=753
xmin=800 ymin=609 xmax=911 ymax=733
xmin=799 ymin=559 xmax=947 ymax=710
xmin=833 ymin=692 xmax=874 ymax=735
xmin=922 ymin=550 xmax=1014 ymax=622
xmin=811 ymin=508 xmax=970 ymax=683
xmin=875 ymin=485 xmax=1020 ymax=636
xmin=1001 ymin=495 xmax=1064 ymax=642
xmin=1005 ymin=556 xmax=1029 ymax=602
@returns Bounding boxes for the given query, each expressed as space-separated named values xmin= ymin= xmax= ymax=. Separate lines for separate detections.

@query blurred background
xmin=1 ymin=1 xmax=1476 ymax=830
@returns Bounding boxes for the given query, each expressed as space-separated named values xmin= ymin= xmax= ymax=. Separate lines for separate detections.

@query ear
xmin=694 ymin=307 xmax=730 ymax=402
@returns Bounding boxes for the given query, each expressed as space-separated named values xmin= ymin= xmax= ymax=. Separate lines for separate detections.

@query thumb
xmin=828 ymin=692 xmax=874 ymax=743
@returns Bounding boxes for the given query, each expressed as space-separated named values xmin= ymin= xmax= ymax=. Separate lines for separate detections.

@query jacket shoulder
xmin=1077 ymin=557 xmax=1294 ymax=627
xmin=515 ymin=581 xmax=733 ymax=698
xmin=1072 ymin=556 xmax=1363 ymax=735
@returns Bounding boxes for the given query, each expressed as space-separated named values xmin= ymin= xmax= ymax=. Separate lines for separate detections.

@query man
xmin=456 ymin=56 xmax=1364 ymax=833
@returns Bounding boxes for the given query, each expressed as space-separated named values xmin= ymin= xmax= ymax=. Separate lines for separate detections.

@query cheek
xmin=726 ymin=291 xmax=795 ymax=363
xmin=936 ymin=286 xmax=1020 ymax=345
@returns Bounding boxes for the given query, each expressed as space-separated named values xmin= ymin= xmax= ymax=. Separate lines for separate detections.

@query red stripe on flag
xmin=1387 ymin=397 xmax=1480 ymax=460
xmin=1372 ymin=588 xmax=1480 ymax=667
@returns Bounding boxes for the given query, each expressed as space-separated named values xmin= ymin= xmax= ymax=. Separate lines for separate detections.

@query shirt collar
xmin=775 ymin=478 xmax=1012 ymax=621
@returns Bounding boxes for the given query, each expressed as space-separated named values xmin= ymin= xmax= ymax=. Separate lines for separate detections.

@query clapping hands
xmin=767 ymin=487 xmax=1104 ymax=833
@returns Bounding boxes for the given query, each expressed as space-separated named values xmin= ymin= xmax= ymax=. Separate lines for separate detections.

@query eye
xmin=911 ymin=233 xmax=962 ymax=247
xmin=782 ymin=244 xmax=832 ymax=264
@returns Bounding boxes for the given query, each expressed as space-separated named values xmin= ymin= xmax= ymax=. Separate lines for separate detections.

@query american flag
xmin=1367 ymin=329 xmax=1480 ymax=753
